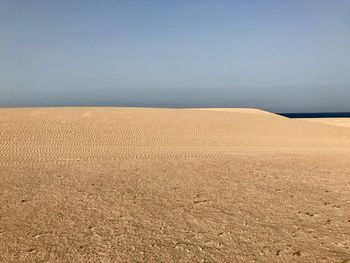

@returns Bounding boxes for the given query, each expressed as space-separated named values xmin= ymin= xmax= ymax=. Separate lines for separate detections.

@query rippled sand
xmin=1 ymin=107 xmax=349 ymax=262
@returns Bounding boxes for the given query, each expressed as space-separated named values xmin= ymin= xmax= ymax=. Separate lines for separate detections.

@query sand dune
xmin=190 ymin=107 xmax=279 ymax=115
xmin=0 ymin=107 xmax=350 ymax=262
xmin=300 ymin=117 xmax=350 ymax=128
xmin=1 ymin=107 xmax=350 ymax=166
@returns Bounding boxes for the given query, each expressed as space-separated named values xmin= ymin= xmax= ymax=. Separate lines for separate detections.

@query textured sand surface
xmin=0 ymin=107 xmax=350 ymax=262
xmin=300 ymin=118 xmax=350 ymax=128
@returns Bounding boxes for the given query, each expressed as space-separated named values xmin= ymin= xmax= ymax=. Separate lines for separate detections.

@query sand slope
xmin=190 ymin=107 xmax=279 ymax=115
xmin=1 ymin=107 xmax=350 ymax=166
xmin=0 ymin=107 xmax=350 ymax=262
xmin=300 ymin=118 xmax=350 ymax=128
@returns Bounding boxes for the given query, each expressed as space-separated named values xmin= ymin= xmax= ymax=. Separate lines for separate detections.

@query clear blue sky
xmin=1 ymin=0 xmax=349 ymax=112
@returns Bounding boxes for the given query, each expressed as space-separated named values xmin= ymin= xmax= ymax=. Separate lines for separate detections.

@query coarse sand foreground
xmin=0 ymin=107 xmax=350 ymax=262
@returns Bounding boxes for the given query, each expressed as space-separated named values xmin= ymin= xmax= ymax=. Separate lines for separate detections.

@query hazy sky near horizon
xmin=1 ymin=0 xmax=350 ymax=112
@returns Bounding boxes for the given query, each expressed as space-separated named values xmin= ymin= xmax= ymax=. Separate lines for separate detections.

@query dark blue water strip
xmin=277 ymin=112 xmax=350 ymax=118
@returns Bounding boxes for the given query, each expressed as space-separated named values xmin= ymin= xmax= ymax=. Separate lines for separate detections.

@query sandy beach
xmin=1 ymin=107 xmax=349 ymax=262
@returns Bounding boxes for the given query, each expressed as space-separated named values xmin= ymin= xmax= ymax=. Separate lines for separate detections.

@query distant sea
xmin=277 ymin=112 xmax=350 ymax=118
